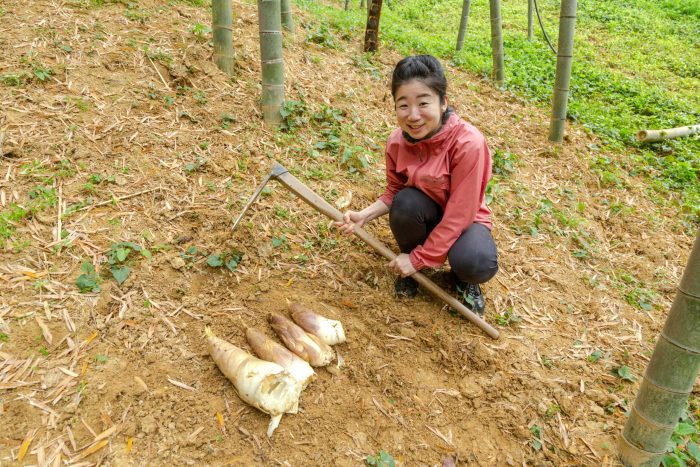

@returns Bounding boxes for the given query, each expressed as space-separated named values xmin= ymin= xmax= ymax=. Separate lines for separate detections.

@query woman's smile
xmin=394 ymin=79 xmax=447 ymax=140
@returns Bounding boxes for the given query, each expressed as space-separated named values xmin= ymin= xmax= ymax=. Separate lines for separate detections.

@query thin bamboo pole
xmin=258 ymin=0 xmax=284 ymax=125
xmin=527 ymin=0 xmax=534 ymax=41
xmin=212 ymin=0 xmax=234 ymax=76
xmin=364 ymin=0 xmax=383 ymax=52
xmin=455 ymin=0 xmax=472 ymax=52
xmin=636 ymin=124 xmax=700 ymax=142
xmin=280 ymin=0 xmax=294 ymax=34
xmin=360 ymin=0 xmax=366 ymax=9
xmin=619 ymin=231 xmax=700 ymax=466
xmin=548 ymin=0 xmax=577 ymax=142
xmin=488 ymin=0 xmax=505 ymax=88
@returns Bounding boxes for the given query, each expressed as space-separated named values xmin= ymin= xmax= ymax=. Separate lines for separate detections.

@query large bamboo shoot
xmin=636 ymin=124 xmax=700 ymax=142
xmin=548 ymin=0 xmax=577 ymax=142
xmin=205 ymin=328 xmax=302 ymax=437
xmin=363 ymin=0 xmax=383 ymax=52
xmin=212 ymin=0 xmax=234 ymax=76
xmin=488 ymin=0 xmax=504 ymax=88
xmin=619 ymin=232 xmax=700 ymax=466
xmin=258 ymin=0 xmax=284 ymax=125
xmin=455 ymin=0 xmax=472 ymax=52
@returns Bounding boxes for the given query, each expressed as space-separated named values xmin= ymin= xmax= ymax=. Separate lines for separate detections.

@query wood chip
xmin=167 ymin=376 xmax=196 ymax=391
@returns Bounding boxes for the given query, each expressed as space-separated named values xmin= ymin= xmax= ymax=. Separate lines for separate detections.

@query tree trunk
xmin=258 ymin=0 xmax=284 ymax=125
xmin=548 ymin=0 xmax=577 ymax=142
xmin=212 ymin=0 xmax=234 ymax=76
xmin=280 ymin=0 xmax=294 ymax=34
xmin=344 ymin=0 xmax=350 ymax=10
xmin=364 ymin=0 xmax=383 ymax=52
xmin=455 ymin=0 xmax=472 ymax=52
xmin=636 ymin=124 xmax=700 ymax=142
xmin=488 ymin=0 xmax=504 ymax=88
xmin=619 ymin=231 xmax=700 ymax=466
xmin=527 ymin=0 xmax=534 ymax=41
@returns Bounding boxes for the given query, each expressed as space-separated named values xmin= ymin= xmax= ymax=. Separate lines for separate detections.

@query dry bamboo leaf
xmin=35 ymin=316 xmax=53 ymax=345
xmin=133 ymin=376 xmax=149 ymax=392
xmin=94 ymin=425 xmax=118 ymax=443
xmin=70 ymin=439 xmax=108 ymax=462
xmin=17 ymin=429 xmax=36 ymax=461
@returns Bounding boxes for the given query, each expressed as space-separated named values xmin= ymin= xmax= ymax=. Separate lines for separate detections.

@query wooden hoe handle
xmin=272 ymin=163 xmax=500 ymax=340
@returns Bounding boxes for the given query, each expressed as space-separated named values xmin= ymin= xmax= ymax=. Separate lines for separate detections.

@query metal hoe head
xmin=231 ymin=163 xmax=289 ymax=231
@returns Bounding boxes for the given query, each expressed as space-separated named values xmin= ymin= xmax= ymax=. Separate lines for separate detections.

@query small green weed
xmin=530 ymin=425 xmax=543 ymax=451
xmin=190 ymin=22 xmax=211 ymax=40
xmin=365 ymin=450 xmax=395 ymax=467
xmin=615 ymin=365 xmax=636 ymax=382
xmin=496 ymin=307 xmax=521 ymax=327
xmin=0 ymin=332 xmax=9 ymax=342
xmin=587 ymin=349 xmax=603 ymax=363
xmin=76 ymin=261 xmax=101 ymax=293
xmin=279 ymin=100 xmax=308 ymax=132
xmin=106 ymin=242 xmax=152 ymax=285
xmin=206 ymin=250 xmax=243 ymax=271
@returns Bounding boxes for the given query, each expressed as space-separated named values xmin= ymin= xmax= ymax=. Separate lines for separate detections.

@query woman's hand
xmin=333 ymin=210 xmax=368 ymax=235
xmin=388 ymin=253 xmax=417 ymax=277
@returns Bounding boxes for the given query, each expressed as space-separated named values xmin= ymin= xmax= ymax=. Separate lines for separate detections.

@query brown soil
xmin=0 ymin=1 xmax=695 ymax=466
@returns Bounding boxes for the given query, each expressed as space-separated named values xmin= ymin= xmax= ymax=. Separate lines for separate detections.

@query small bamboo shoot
xmin=270 ymin=313 xmax=334 ymax=367
xmin=246 ymin=328 xmax=315 ymax=388
xmin=289 ymin=303 xmax=346 ymax=345
xmin=205 ymin=328 xmax=302 ymax=437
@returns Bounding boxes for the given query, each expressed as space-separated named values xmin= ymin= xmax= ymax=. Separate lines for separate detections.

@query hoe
xmin=233 ymin=162 xmax=499 ymax=340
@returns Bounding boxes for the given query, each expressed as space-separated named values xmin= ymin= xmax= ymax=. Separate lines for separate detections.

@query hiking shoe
xmin=394 ymin=276 xmax=418 ymax=298
xmin=456 ymin=281 xmax=485 ymax=317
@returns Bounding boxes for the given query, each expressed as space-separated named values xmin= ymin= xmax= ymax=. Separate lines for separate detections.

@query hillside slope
xmin=0 ymin=0 xmax=694 ymax=465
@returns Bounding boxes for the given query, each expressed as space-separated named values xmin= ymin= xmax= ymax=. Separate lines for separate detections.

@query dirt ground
xmin=0 ymin=0 xmax=696 ymax=465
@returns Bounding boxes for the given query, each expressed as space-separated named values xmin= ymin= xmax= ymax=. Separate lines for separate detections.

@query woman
xmin=335 ymin=55 xmax=498 ymax=316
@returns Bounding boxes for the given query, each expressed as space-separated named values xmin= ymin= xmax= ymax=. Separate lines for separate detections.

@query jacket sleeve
xmin=409 ymin=135 xmax=490 ymax=270
xmin=378 ymin=138 xmax=406 ymax=207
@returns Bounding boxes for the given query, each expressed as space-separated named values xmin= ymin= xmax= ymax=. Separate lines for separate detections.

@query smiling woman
xmin=334 ymin=55 xmax=499 ymax=317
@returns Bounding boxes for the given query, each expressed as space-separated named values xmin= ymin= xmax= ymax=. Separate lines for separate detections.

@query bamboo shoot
xmin=246 ymin=328 xmax=315 ymax=388
xmin=289 ymin=303 xmax=346 ymax=345
xmin=270 ymin=313 xmax=334 ymax=366
xmin=205 ymin=328 xmax=302 ymax=437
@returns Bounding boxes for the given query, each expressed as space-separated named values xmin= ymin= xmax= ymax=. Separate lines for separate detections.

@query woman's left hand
xmin=388 ymin=253 xmax=417 ymax=277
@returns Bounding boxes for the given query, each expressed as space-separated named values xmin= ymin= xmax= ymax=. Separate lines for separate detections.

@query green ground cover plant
xmin=296 ymin=0 xmax=700 ymax=227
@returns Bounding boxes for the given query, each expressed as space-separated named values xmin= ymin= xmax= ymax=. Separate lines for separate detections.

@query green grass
xmin=295 ymin=0 xmax=700 ymax=227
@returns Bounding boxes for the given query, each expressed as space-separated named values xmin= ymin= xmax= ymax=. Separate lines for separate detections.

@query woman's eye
xmin=419 ymin=102 xmax=429 ymax=107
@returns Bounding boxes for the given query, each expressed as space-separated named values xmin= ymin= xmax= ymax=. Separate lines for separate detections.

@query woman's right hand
xmin=334 ymin=210 xmax=367 ymax=235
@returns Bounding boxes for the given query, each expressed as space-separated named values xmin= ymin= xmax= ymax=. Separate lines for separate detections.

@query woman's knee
xmin=390 ymin=188 xmax=435 ymax=224
xmin=449 ymin=250 xmax=498 ymax=284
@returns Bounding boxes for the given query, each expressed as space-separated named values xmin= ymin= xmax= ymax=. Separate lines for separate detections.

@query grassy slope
xmin=296 ymin=0 xmax=700 ymax=227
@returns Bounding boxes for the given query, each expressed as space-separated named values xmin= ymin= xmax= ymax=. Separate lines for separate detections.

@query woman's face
xmin=394 ymin=79 xmax=447 ymax=140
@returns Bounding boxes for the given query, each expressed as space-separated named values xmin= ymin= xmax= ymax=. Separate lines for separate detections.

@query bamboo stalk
xmin=344 ymin=0 xmax=350 ymax=10
xmin=636 ymin=124 xmax=700 ymax=142
xmin=619 ymin=231 xmax=700 ymax=466
xmin=363 ymin=0 xmax=383 ymax=52
xmin=527 ymin=0 xmax=534 ymax=41
xmin=212 ymin=0 xmax=235 ymax=76
xmin=455 ymin=0 xmax=472 ymax=52
xmin=488 ymin=0 xmax=505 ymax=88
xmin=280 ymin=0 xmax=294 ymax=34
xmin=548 ymin=0 xmax=577 ymax=142
xmin=258 ymin=0 xmax=284 ymax=125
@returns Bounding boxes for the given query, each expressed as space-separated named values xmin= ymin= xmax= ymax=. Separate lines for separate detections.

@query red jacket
xmin=378 ymin=113 xmax=493 ymax=271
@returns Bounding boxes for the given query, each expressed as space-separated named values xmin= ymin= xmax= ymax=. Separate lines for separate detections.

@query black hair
xmin=391 ymin=55 xmax=448 ymax=104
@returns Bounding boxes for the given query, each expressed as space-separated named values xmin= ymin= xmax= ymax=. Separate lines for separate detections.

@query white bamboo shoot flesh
xmin=636 ymin=125 xmax=700 ymax=142
xmin=269 ymin=313 xmax=334 ymax=367
xmin=246 ymin=328 xmax=315 ymax=388
xmin=289 ymin=303 xmax=346 ymax=345
xmin=205 ymin=327 xmax=302 ymax=437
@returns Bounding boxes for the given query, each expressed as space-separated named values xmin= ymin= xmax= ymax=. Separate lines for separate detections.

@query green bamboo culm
xmin=455 ymin=0 xmax=472 ymax=52
xmin=548 ymin=0 xmax=577 ymax=142
xmin=488 ymin=0 xmax=505 ymax=88
xmin=364 ymin=0 xmax=383 ymax=52
xmin=527 ymin=0 xmax=534 ymax=41
xmin=619 ymin=231 xmax=700 ymax=466
xmin=258 ymin=0 xmax=284 ymax=125
xmin=280 ymin=0 xmax=294 ymax=34
xmin=212 ymin=0 xmax=235 ymax=76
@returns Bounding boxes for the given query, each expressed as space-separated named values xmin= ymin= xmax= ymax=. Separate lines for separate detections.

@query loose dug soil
xmin=0 ymin=1 xmax=696 ymax=466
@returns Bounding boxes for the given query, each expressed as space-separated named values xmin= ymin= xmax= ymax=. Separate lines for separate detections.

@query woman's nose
xmin=407 ymin=106 xmax=420 ymax=120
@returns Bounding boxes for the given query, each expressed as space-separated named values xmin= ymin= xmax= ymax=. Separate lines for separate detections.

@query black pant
xmin=389 ymin=187 xmax=499 ymax=284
